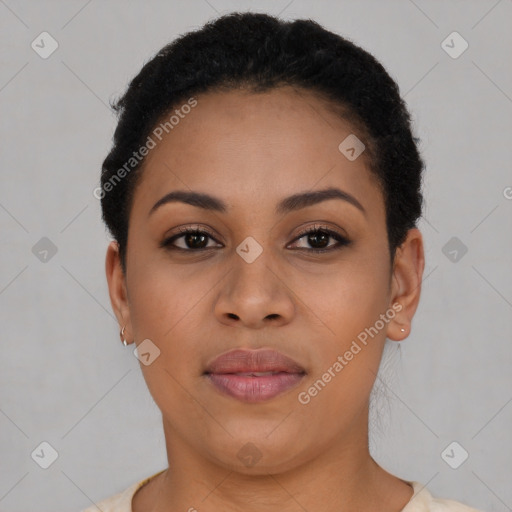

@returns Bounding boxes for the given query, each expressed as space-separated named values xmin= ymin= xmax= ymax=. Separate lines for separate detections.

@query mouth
xmin=204 ymin=372 xmax=306 ymax=403
xmin=203 ymin=348 xmax=306 ymax=403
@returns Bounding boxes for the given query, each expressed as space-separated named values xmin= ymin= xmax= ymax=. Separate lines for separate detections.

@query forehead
xmin=130 ymin=86 xmax=383 ymax=220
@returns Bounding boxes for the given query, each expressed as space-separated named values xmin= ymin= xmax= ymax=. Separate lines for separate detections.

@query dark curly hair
xmin=99 ymin=11 xmax=424 ymax=275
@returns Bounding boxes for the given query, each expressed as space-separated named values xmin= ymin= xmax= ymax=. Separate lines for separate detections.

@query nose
xmin=213 ymin=250 xmax=295 ymax=329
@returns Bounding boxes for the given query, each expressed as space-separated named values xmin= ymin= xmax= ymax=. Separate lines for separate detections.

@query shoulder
xmin=78 ymin=482 xmax=139 ymax=512
xmin=402 ymin=482 xmax=484 ymax=512
xmin=77 ymin=470 xmax=166 ymax=512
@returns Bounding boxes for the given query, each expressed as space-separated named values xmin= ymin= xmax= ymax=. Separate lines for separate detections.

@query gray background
xmin=0 ymin=1 xmax=511 ymax=511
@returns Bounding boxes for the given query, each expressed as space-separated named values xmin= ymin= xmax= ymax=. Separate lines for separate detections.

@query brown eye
xmin=160 ymin=227 xmax=221 ymax=251
xmin=290 ymin=225 xmax=351 ymax=253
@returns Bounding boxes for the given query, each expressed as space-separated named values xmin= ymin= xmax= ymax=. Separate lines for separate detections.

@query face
xmin=106 ymin=86 xmax=423 ymax=474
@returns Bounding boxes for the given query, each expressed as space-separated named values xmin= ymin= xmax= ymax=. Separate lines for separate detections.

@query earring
xmin=120 ymin=326 xmax=128 ymax=346
xmin=400 ymin=327 xmax=406 ymax=333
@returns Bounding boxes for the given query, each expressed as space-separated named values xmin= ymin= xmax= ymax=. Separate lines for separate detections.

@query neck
xmin=135 ymin=406 xmax=413 ymax=512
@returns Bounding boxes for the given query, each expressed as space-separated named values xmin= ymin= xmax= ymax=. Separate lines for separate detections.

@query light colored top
xmin=79 ymin=470 xmax=484 ymax=512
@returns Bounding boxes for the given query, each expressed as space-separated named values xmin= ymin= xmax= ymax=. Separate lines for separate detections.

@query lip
xmin=204 ymin=348 xmax=306 ymax=403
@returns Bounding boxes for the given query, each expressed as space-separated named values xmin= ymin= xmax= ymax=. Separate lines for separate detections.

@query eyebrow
xmin=148 ymin=187 xmax=366 ymax=217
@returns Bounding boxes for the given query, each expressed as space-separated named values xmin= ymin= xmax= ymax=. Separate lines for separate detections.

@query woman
xmin=83 ymin=11 xmax=482 ymax=512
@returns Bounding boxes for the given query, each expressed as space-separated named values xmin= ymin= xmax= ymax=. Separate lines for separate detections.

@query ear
xmin=386 ymin=228 xmax=425 ymax=341
xmin=105 ymin=241 xmax=132 ymax=344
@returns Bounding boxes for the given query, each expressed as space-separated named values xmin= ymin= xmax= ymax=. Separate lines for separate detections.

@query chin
xmin=202 ymin=430 xmax=311 ymax=475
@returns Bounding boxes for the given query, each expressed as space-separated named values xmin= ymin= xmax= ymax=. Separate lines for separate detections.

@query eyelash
xmin=160 ymin=224 xmax=351 ymax=254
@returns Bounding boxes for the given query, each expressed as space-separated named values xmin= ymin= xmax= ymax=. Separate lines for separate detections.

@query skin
xmin=105 ymin=85 xmax=425 ymax=512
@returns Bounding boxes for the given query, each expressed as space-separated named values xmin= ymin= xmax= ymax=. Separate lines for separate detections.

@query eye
xmin=160 ymin=226 xmax=221 ymax=251
xmin=289 ymin=224 xmax=351 ymax=253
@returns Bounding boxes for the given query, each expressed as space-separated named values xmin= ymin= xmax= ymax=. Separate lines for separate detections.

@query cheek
xmin=126 ymin=266 xmax=210 ymax=414
xmin=127 ymin=261 xmax=203 ymax=339
xmin=301 ymin=251 xmax=390 ymax=337
xmin=300 ymin=250 xmax=391 ymax=388
xmin=126 ymin=260 xmax=220 ymax=384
